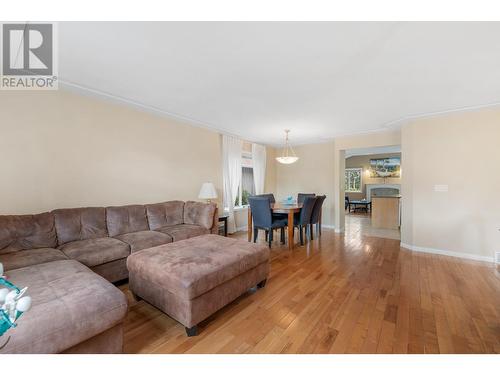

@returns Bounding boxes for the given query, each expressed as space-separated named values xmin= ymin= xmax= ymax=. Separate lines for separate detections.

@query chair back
xmin=311 ymin=195 xmax=326 ymax=224
xmin=253 ymin=193 xmax=276 ymax=203
xmin=297 ymin=193 xmax=316 ymax=205
xmin=299 ymin=196 xmax=317 ymax=225
xmin=345 ymin=195 xmax=350 ymax=209
xmin=248 ymin=197 xmax=273 ymax=228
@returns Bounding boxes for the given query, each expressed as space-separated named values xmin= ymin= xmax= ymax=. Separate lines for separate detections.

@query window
xmin=235 ymin=151 xmax=255 ymax=207
xmin=345 ymin=168 xmax=362 ymax=193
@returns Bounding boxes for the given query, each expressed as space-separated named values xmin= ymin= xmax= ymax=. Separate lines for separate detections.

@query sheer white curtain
xmin=252 ymin=143 xmax=266 ymax=195
xmin=222 ymin=135 xmax=242 ymax=233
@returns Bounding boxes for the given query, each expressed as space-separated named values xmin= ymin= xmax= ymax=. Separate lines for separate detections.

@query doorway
xmin=343 ymin=145 xmax=401 ymax=240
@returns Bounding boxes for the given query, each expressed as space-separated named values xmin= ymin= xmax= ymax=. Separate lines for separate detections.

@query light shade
xmin=276 ymin=129 xmax=299 ymax=164
xmin=276 ymin=156 xmax=299 ymax=164
xmin=198 ymin=182 xmax=217 ymax=200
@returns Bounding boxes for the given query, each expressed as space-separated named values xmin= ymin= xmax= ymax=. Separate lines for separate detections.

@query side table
xmin=218 ymin=215 xmax=229 ymax=237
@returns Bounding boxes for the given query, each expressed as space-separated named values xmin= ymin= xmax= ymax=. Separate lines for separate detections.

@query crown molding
xmin=59 ymin=79 xmax=258 ymax=142
xmin=382 ymin=101 xmax=500 ymax=129
xmin=59 ymin=79 xmax=500 ymax=148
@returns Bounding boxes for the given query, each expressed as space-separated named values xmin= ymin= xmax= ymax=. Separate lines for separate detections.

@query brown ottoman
xmin=126 ymin=234 xmax=269 ymax=336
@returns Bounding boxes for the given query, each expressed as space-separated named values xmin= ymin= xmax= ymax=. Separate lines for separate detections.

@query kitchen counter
xmin=371 ymin=196 xmax=401 ymax=229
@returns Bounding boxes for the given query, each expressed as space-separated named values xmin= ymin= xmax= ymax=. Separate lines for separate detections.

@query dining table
xmin=247 ymin=202 xmax=303 ymax=250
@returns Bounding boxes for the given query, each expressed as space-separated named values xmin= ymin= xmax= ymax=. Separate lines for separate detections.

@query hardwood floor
xmin=121 ymin=229 xmax=500 ymax=354
xmin=345 ymin=211 xmax=401 ymax=240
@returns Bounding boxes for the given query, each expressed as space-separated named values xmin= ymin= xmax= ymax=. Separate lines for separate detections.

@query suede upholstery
xmin=53 ymin=207 xmax=107 ymax=245
xmin=0 ymin=200 xmax=219 ymax=353
xmin=0 ymin=212 xmax=57 ymax=253
xmin=128 ymin=234 xmax=269 ymax=299
xmin=106 ymin=205 xmax=149 ymax=237
xmin=183 ymin=201 xmax=216 ymax=229
xmin=2 ymin=260 xmax=128 ymax=354
xmin=59 ymin=237 xmax=130 ymax=267
xmin=1 ymin=201 xmax=217 ymax=278
xmin=0 ymin=247 xmax=68 ymax=271
xmin=210 ymin=207 xmax=219 ymax=234
xmin=127 ymin=234 xmax=270 ymax=329
xmin=91 ymin=258 xmax=129 ymax=283
xmin=155 ymin=224 xmax=209 ymax=242
xmin=62 ymin=324 xmax=124 ymax=354
xmin=114 ymin=230 xmax=173 ymax=252
xmin=146 ymin=201 xmax=184 ymax=229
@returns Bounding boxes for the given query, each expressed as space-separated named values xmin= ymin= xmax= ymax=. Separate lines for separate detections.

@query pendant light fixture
xmin=276 ymin=129 xmax=299 ymax=164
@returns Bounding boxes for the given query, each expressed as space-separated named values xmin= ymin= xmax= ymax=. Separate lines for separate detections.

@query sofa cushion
xmin=114 ymin=230 xmax=172 ymax=253
xmin=146 ymin=201 xmax=184 ymax=230
xmin=155 ymin=224 xmax=209 ymax=242
xmin=0 ymin=247 xmax=68 ymax=271
xmin=59 ymin=237 xmax=130 ymax=267
xmin=106 ymin=205 xmax=149 ymax=237
xmin=52 ymin=207 xmax=107 ymax=245
xmin=2 ymin=260 xmax=128 ymax=354
xmin=183 ymin=201 xmax=216 ymax=229
xmin=0 ymin=212 xmax=57 ymax=254
xmin=127 ymin=234 xmax=270 ymax=300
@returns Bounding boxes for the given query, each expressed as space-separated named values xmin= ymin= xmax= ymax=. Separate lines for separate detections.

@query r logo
xmin=2 ymin=23 xmax=53 ymax=76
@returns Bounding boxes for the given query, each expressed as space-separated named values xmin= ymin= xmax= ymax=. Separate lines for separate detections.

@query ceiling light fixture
xmin=276 ymin=129 xmax=299 ymax=164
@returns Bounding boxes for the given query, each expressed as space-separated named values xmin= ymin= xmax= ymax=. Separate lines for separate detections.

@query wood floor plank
xmin=122 ymin=228 xmax=500 ymax=354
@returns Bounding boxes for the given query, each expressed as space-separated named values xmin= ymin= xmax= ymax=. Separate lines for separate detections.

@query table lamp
xmin=198 ymin=182 xmax=217 ymax=203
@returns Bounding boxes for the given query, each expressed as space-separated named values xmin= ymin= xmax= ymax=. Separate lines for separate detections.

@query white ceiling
xmin=59 ymin=22 xmax=500 ymax=146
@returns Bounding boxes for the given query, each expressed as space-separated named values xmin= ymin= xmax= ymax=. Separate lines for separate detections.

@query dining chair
xmin=297 ymin=193 xmax=316 ymax=205
xmin=251 ymin=194 xmax=286 ymax=220
xmin=248 ymin=197 xmax=287 ymax=248
xmin=254 ymin=193 xmax=276 ymax=203
xmin=309 ymin=195 xmax=326 ymax=239
xmin=345 ymin=196 xmax=350 ymax=210
xmin=293 ymin=196 xmax=317 ymax=245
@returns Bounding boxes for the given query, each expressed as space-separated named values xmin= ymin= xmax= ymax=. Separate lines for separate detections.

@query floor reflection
xmin=344 ymin=212 xmax=400 ymax=240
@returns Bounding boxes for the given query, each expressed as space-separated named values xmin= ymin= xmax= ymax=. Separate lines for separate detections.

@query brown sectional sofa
xmin=0 ymin=200 xmax=218 ymax=281
xmin=0 ymin=200 xmax=218 ymax=353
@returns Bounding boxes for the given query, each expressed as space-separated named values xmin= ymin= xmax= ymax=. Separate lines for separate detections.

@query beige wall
xmin=264 ymin=147 xmax=277 ymax=194
xmin=276 ymin=142 xmax=335 ymax=226
xmin=0 ymin=90 xmax=224 ymax=214
xmin=401 ymin=108 xmax=500 ymax=261
xmin=0 ymin=90 xmax=274 ymax=217
xmin=345 ymin=152 xmax=401 ymax=200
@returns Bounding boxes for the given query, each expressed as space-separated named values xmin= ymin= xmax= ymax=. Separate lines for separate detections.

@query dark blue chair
xmin=293 ymin=196 xmax=317 ymax=245
xmin=248 ymin=197 xmax=287 ymax=248
xmin=252 ymin=194 xmax=286 ymax=220
xmin=254 ymin=193 xmax=276 ymax=203
xmin=309 ymin=195 xmax=326 ymax=239
xmin=297 ymin=193 xmax=316 ymax=205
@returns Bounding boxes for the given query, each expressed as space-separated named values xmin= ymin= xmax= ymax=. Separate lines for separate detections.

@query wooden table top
xmin=270 ymin=202 xmax=303 ymax=213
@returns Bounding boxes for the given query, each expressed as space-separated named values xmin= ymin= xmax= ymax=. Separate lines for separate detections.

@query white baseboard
xmin=400 ymin=242 xmax=494 ymax=263
xmin=321 ymin=224 xmax=335 ymax=230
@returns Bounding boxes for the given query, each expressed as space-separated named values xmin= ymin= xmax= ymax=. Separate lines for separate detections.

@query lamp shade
xmin=276 ymin=129 xmax=299 ymax=164
xmin=198 ymin=182 xmax=217 ymax=200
